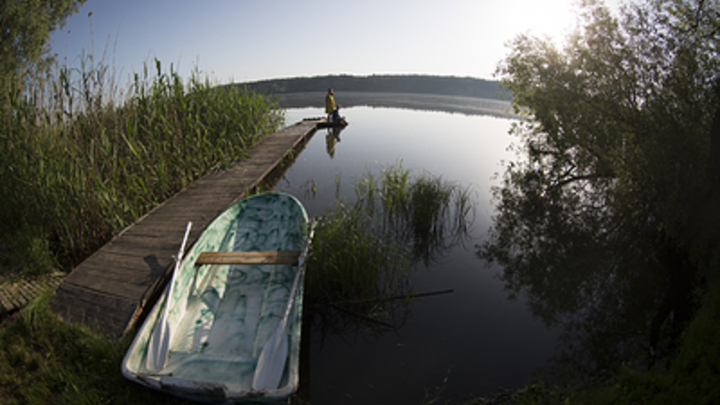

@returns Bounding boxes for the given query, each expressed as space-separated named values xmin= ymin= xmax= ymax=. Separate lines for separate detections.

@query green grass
xmin=0 ymin=58 xmax=283 ymax=275
xmin=0 ymin=292 xmax=189 ymax=405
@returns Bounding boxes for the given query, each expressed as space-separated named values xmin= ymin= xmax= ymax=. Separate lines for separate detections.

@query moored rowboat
xmin=122 ymin=192 xmax=311 ymax=403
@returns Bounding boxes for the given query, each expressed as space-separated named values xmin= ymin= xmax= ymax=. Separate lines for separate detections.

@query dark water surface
xmin=276 ymin=105 xmax=560 ymax=404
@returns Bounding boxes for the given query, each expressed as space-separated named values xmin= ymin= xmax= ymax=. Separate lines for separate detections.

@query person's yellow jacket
xmin=325 ymin=93 xmax=335 ymax=114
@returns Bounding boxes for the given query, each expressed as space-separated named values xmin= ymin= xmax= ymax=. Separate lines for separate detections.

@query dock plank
xmin=51 ymin=120 xmax=319 ymax=337
xmin=1 ymin=272 xmax=66 ymax=316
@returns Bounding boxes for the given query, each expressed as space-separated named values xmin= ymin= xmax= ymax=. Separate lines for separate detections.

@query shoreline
xmin=277 ymin=91 xmax=517 ymax=118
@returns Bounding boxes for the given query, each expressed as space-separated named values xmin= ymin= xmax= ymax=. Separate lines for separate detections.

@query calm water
xmin=276 ymin=106 xmax=560 ymax=403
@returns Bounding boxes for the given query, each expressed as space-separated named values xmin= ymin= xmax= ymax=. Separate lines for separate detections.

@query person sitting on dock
xmin=332 ymin=104 xmax=342 ymax=123
xmin=325 ymin=88 xmax=336 ymax=122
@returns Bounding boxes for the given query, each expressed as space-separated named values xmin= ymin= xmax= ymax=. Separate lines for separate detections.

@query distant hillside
xmin=234 ymin=75 xmax=509 ymax=100
xmin=274 ymin=92 xmax=516 ymax=118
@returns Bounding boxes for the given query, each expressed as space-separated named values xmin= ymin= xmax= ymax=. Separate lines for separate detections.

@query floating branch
xmin=328 ymin=304 xmax=395 ymax=329
xmin=324 ymin=289 xmax=454 ymax=307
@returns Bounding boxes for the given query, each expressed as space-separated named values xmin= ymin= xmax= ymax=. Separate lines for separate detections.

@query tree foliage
xmin=0 ymin=0 xmax=85 ymax=98
xmin=479 ymin=0 xmax=720 ymax=376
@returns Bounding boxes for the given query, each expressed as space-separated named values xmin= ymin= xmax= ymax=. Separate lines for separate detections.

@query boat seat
xmin=195 ymin=251 xmax=301 ymax=266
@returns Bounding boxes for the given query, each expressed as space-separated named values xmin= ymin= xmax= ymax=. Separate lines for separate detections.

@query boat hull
xmin=122 ymin=192 xmax=310 ymax=403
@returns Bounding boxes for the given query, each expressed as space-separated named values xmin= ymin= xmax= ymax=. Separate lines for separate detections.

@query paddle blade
xmin=145 ymin=318 xmax=170 ymax=372
xmin=252 ymin=329 xmax=289 ymax=391
xmin=143 ymin=221 xmax=192 ymax=373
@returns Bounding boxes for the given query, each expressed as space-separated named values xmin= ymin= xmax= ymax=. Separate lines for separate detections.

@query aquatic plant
xmin=379 ymin=167 xmax=473 ymax=265
xmin=306 ymin=162 xmax=474 ymax=336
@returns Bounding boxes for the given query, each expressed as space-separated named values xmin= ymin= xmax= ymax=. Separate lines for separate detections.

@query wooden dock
xmin=50 ymin=120 xmax=319 ymax=338
xmin=1 ymin=272 xmax=64 ymax=317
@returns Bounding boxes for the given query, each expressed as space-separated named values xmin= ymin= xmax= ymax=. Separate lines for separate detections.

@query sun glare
xmin=515 ymin=0 xmax=579 ymax=45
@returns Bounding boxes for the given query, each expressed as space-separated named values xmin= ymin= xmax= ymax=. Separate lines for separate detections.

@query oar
xmin=145 ymin=221 xmax=192 ymax=373
xmin=252 ymin=223 xmax=314 ymax=391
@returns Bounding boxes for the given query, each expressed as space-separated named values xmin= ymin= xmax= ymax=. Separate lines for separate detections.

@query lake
xmin=273 ymin=97 xmax=561 ymax=404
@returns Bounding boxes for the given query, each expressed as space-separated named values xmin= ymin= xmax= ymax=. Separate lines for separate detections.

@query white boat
xmin=122 ymin=192 xmax=311 ymax=403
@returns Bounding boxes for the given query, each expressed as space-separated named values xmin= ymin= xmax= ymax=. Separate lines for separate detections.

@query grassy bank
xmin=472 ymin=263 xmax=720 ymax=405
xmin=0 ymin=292 xmax=186 ymax=405
xmin=0 ymin=59 xmax=283 ymax=276
xmin=591 ymin=285 xmax=720 ymax=404
xmin=514 ymin=284 xmax=720 ymax=405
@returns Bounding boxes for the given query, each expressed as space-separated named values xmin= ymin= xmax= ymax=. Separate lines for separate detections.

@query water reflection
xmin=277 ymin=106 xmax=556 ymax=403
xmin=324 ymin=127 xmax=343 ymax=158
xmin=477 ymin=180 xmax=668 ymax=381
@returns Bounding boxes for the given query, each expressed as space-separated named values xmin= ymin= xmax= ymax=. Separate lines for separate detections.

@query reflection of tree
xmin=479 ymin=0 xmax=720 ymax=381
xmin=307 ymin=163 xmax=473 ymax=341
xmin=479 ymin=178 xmax=666 ymax=377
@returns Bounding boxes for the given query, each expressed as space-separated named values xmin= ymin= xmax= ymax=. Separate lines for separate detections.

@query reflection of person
xmin=325 ymin=88 xmax=336 ymax=121
xmin=325 ymin=126 xmax=343 ymax=158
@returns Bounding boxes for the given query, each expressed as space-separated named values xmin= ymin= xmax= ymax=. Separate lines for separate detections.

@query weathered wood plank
xmin=66 ymin=273 xmax=170 ymax=301
xmin=72 ymin=246 xmax=177 ymax=272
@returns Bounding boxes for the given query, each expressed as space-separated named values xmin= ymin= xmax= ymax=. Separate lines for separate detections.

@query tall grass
xmin=306 ymin=163 xmax=474 ymax=336
xmin=0 ymin=58 xmax=284 ymax=274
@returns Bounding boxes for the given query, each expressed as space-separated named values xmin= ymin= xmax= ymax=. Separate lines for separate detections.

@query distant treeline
xmin=234 ymin=75 xmax=509 ymax=100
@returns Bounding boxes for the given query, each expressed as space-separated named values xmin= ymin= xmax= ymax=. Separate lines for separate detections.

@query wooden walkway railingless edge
xmin=50 ymin=120 xmax=320 ymax=338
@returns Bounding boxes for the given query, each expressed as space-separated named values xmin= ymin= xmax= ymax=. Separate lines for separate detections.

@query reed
xmin=0 ymin=58 xmax=283 ymax=275
xmin=306 ymin=163 xmax=474 ymax=335
xmin=353 ymin=163 xmax=474 ymax=265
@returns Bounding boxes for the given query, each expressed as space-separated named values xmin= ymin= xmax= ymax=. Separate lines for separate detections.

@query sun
xmin=515 ymin=0 xmax=581 ymax=45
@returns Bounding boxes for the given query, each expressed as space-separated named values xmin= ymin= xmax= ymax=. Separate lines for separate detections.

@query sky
xmin=49 ymin=0 xmax=621 ymax=86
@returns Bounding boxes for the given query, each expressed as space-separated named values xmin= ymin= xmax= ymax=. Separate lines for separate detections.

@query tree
xmin=479 ymin=0 xmax=720 ymax=374
xmin=0 ymin=0 xmax=86 ymax=98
